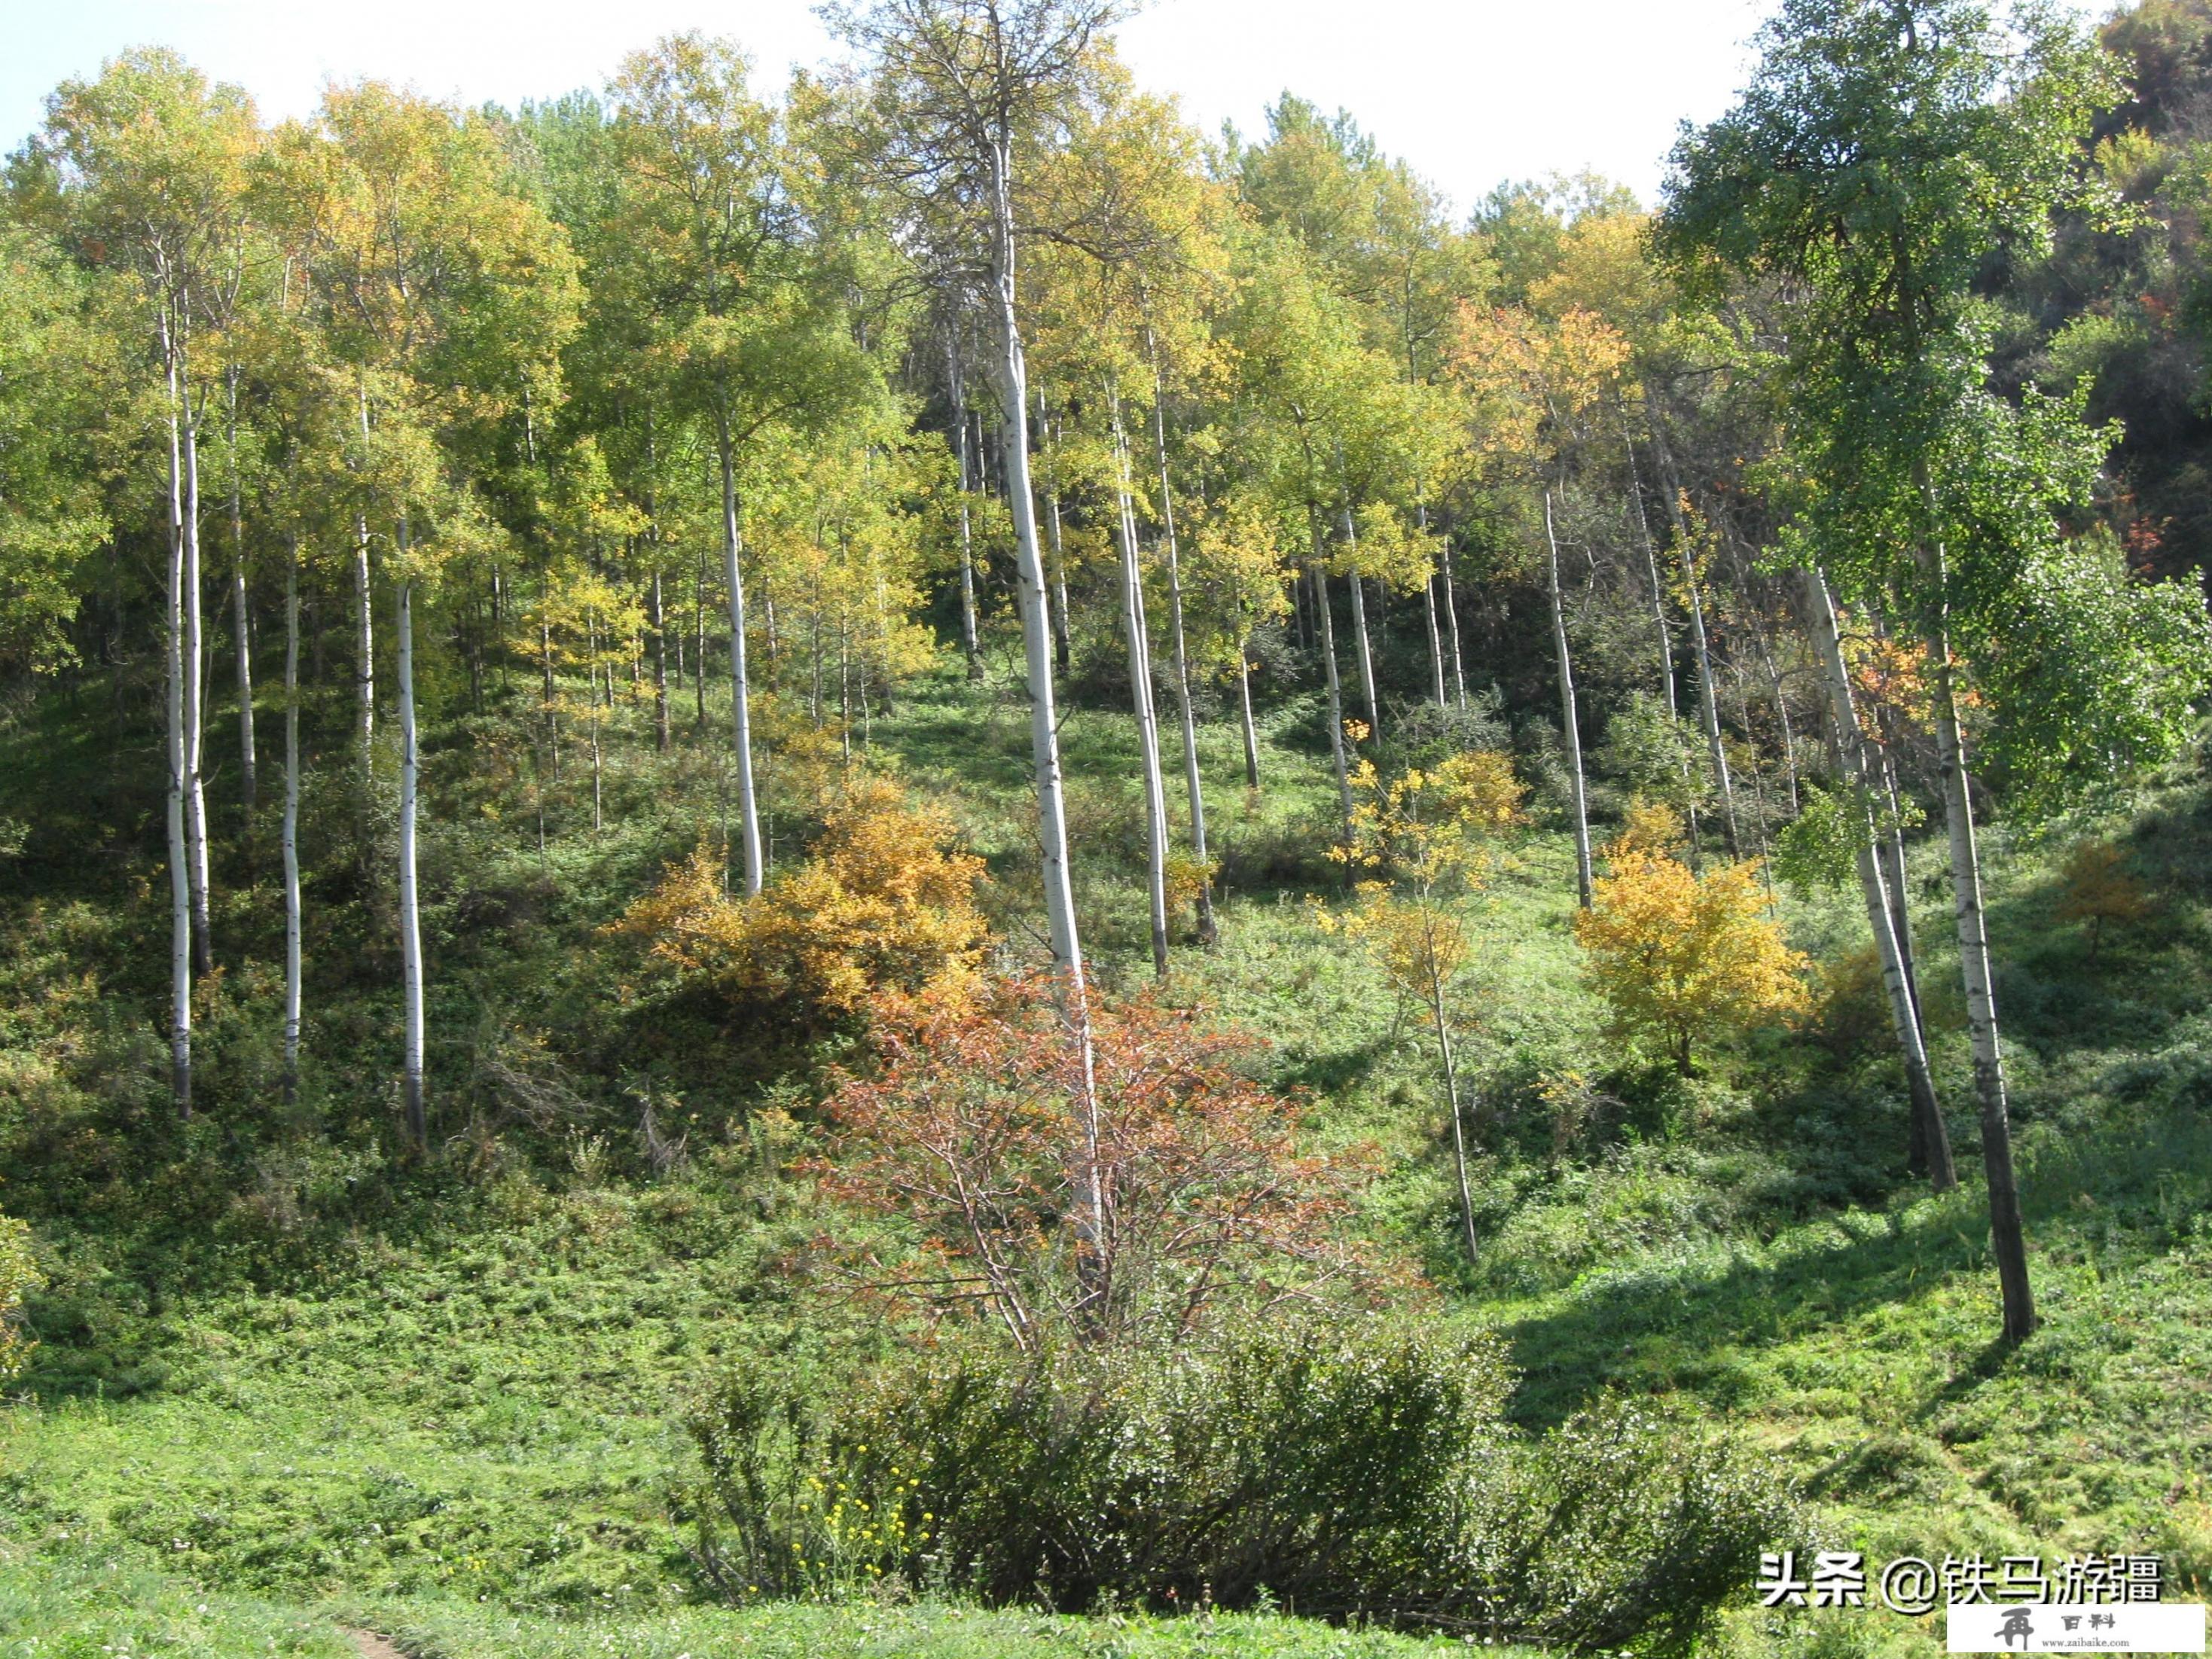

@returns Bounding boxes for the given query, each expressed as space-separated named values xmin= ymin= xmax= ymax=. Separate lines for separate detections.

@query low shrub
xmin=0 ymin=1209 xmax=36 ymax=1383
xmin=689 ymin=1320 xmax=1794 ymax=1654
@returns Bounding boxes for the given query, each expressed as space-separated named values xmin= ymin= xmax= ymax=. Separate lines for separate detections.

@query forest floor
xmin=2 ymin=667 xmax=2210 ymax=1657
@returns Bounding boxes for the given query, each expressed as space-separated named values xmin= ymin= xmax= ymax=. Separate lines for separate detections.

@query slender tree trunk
xmin=651 ymin=569 xmax=670 ymax=754
xmin=227 ymin=374 xmax=256 ymax=819
xmin=1545 ymin=490 xmax=1594 ymax=908
xmin=1652 ymin=433 xmax=1740 ymax=855
xmin=1112 ymin=404 xmax=1171 ymax=978
xmin=1625 ymin=430 xmax=1680 ymax=718
xmin=1805 ymin=567 xmax=1952 ymax=1190
xmin=716 ymin=409 xmax=764 ymax=897
xmin=1310 ymin=548 xmax=1354 ymax=846
xmin=1428 ymin=945 xmax=1478 ymax=1264
xmin=180 ymin=382 xmax=213 ymax=979
xmin=986 ymin=137 xmax=1103 ymax=1311
xmin=355 ymin=384 xmax=375 ymax=764
xmin=1338 ymin=506 xmax=1380 ymax=735
xmin=1237 ymin=641 xmax=1261 ymax=791
xmin=1423 ymin=577 xmax=1448 ymax=709
xmin=1933 ymin=639 xmax=2033 ymax=1340
xmin=540 ymin=612 xmax=559 ymax=778
xmin=1039 ymin=384 xmax=1072 ymax=675
xmin=1873 ymin=727 xmax=1924 ymax=1028
xmin=396 ymin=563 xmax=427 ymax=1151
xmin=1149 ymin=346 xmax=1215 ymax=945
xmin=163 ymin=339 xmax=192 ymax=1119
xmin=282 ymin=544 xmax=302 ymax=1108
xmin=1436 ymin=542 xmax=1468 ymax=712
xmin=949 ymin=333 xmax=984 ymax=681
xmin=694 ymin=544 xmax=707 ymax=732
xmin=1912 ymin=517 xmax=2033 ymax=1339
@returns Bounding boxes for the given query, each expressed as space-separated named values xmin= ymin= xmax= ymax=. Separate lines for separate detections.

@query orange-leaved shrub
xmin=812 ymin=979 xmax=1392 ymax=1348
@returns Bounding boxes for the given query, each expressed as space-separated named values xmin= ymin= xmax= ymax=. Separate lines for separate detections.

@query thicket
xmin=689 ymin=1322 xmax=1793 ymax=1654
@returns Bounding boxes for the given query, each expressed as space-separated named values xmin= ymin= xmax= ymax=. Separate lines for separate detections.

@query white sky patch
xmin=4 ymin=0 xmax=2100 ymax=215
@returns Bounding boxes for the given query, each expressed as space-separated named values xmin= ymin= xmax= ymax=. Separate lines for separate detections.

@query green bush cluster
xmin=690 ymin=1322 xmax=1794 ymax=1654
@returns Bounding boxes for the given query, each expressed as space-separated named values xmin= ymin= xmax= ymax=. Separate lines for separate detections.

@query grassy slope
xmin=3 ymin=666 xmax=2210 ymax=1657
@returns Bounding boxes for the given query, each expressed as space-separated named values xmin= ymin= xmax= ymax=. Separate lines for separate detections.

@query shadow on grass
xmin=1498 ymin=1102 xmax=2212 ymax=1433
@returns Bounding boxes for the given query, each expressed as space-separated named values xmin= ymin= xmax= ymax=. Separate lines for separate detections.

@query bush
xmin=0 ymin=1209 xmax=40 ymax=1384
xmin=612 ymin=779 xmax=987 ymax=1032
xmin=689 ymin=1321 xmax=1795 ymax=1653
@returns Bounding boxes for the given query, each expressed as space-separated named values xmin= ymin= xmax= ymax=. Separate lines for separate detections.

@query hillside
xmin=3 ymin=663 xmax=2210 ymax=1657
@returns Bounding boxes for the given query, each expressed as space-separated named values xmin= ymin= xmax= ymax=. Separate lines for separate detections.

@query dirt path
xmin=342 ymin=1629 xmax=406 ymax=1659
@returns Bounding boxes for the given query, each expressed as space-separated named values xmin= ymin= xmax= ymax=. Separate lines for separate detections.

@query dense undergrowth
xmin=3 ymin=664 xmax=2210 ymax=1656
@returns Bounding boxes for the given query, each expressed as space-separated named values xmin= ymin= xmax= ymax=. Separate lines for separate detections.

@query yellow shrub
xmin=1574 ymin=828 xmax=1808 ymax=1075
xmin=615 ymin=781 xmax=987 ymax=1025
xmin=0 ymin=1212 xmax=38 ymax=1386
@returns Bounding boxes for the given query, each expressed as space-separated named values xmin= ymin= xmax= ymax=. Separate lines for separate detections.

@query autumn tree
xmin=816 ymin=980 xmax=1382 ymax=1348
xmin=1318 ymin=750 xmax=1527 ymax=1261
xmin=29 ymin=49 xmax=259 ymax=1114
xmin=1575 ymin=804 xmax=1809 ymax=1075
xmin=1664 ymin=0 xmax=2212 ymax=1343
xmin=616 ymin=778 xmax=988 ymax=1032
xmin=277 ymin=81 xmax=579 ymax=1146
xmin=608 ymin=34 xmax=877 ymax=898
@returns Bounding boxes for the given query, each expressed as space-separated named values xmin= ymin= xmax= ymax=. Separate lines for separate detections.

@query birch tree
xmin=827 ymin=0 xmax=1127 ymax=1315
xmin=1665 ymin=0 xmax=2158 ymax=1344
xmin=609 ymin=34 xmax=874 ymax=896
xmin=32 ymin=51 xmax=257 ymax=1113
xmin=283 ymin=81 xmax=578 ymax=1147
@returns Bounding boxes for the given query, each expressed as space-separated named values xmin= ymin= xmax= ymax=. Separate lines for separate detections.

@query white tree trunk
xmin=1427 ymin=944 xmax=1478 ymax=1263
xmin=163 ymin=343 xmax=192 ymax=1119
xmin=717 ymin=411 xmax=765 ymax=898
xmin=1147 ymin=354 xmax=1215 ymax=946
xmin=987 ymin=137 xmax=1103 ymax=1309
xmin=1652 ymin=436 xmax=1740 ymax=855
xmin=355 ymin=384 xmax=374 ymax=763
xmin=1339 ymin=506 xmax=1380 ymax=736
xmin=1112 ymin=409 xmax=1171 ymax=980
xmin=1440 ymin=540 xmax=1468 ymax=709
xmin=949 ymin=333 xmax=983 ymax=680
xmin=1625 ymin=432 xmax=1679 ymax=718
xmin=1929 ymin=619 xmax=2034 ymax=1340
xmin=1039 ymin=383 xmax=1072 ymax=674
xmin=182 ymin=386 xmax=212 ymax=977
xmin=1545 ymin=491 xmax=1594 ymax=909
xmin=227 ymin=377 xmax=256 ymax=818
xmin=397 ymin=564 xmax=427 ymax=1149
xmin=282 ymin=544 xmax=302 ymax=1106
xmin=1804 ymin=567 xmax=1953 ymax=1190
xmin=1906 ymin=445 xmax=2032 ymax=1340
xmin=1310 ymin=551 xmax=1353 ymax=846
xmin=1237 ymin=641 xmax=1261 ymax=791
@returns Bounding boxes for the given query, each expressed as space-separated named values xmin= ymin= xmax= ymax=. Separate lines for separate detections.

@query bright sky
xmin=0 ymin=0 xmax=2092 ymax=214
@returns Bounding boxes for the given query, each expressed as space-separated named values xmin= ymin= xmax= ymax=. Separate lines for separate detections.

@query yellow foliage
xmin=0 ymin=1211 xmax=38 ymax=1387
xmin=1336 ymin=750 xmax=1528 ymax=886
xmin=1315 ymin=880 xmax=1470 ymax=1008
xmin=614 ymin=781 xmax=987 ymax=1024
xmin=2055 ymin=839 xmax=2151 ymax=962
xmin=1574 ymin=829 xmax=1808 ymax=1074
xmin=1612 ymin=797 xmax=1687 ymax=856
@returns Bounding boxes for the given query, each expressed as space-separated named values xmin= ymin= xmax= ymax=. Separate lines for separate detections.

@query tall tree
xmin=31 ymin=50 xmax=258 ymax=1112
xmin=280 ymin=80 xmax=578 ymax=1146
xmin=828 ymin=0 xmax=1127 ymax=1310
xmin=1664 ymin=0 xmax=2203 ymax=1343
xmin=609 ymin=34 xmax=874 ymax=897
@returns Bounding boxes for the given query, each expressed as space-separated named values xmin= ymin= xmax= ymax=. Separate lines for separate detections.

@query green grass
xmin=5 ymin=657 xmax=2212 ymax=1656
